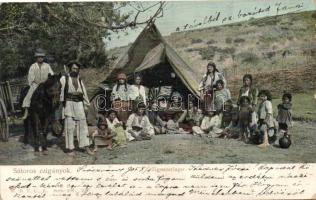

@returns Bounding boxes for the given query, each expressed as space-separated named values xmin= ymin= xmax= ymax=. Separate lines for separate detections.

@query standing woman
xmin=237 ymin=74 xmax=258 ymax=108
xmin=198 ymin=62 xmax=226 ymax=110
xmin=111 ymin=73 xmax=131 ymax=125
xmin=130 ymin=73 xmax=147 ymax=106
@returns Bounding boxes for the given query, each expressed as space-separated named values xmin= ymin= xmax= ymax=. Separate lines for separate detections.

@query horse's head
xmin=44 ymin=73 xmax=62 ymax=108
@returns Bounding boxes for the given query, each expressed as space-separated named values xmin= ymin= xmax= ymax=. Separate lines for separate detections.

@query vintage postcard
xmin=0 ymin=0 xmax=315 ymax=199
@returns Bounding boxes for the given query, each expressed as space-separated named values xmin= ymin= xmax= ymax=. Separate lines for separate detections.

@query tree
xmin=0 ymin=2 xmax=165 ymax=80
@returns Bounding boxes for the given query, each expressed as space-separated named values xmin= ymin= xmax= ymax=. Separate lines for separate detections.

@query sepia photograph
xmin=0 ymin=0 xmax=315 ymax=166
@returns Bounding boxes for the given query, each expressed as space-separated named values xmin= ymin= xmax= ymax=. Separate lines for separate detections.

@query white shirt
xmin=126 ymin=113 xmax=154 ymax=136
xmin=106 ymin=118 xmax=121 ymax=130
xmin=241 ymin=89 xmax=250 ymax=97
xmin=129 ymin=85 xmax=147 ymax=105
xmin=60 ymin=75 xmax=89 ymax=120
xmin=200 ymin=115 xmax=221 ymax=131
xmin=28 ymin=62 xmax=54 ymax=86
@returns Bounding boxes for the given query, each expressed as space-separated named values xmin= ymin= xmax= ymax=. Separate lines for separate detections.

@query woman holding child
xmin=198 ymin=62 xmax=226 ymax=111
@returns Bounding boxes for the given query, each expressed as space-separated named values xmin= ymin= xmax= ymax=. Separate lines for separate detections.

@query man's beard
xmin=70 ymin=72 xmax=79 ymax=77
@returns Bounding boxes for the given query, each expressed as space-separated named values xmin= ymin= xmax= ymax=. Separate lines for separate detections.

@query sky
xmin=105 ymin=0 xmax=316 ymax=49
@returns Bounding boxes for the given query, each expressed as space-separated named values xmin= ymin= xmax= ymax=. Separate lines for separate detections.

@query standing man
xmin=60 ymin=62 xmax=94 ymax=156
xmin=22 ymin=48 xmax=54 ymax=119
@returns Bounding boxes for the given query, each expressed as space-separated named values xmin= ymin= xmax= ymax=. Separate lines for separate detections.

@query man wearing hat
xmin=60 ymin=62 xmax=94 ymax=156
xmin=22 ymin=48 xmax=54 ymax=119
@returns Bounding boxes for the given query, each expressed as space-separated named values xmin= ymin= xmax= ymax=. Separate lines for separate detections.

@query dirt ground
xmin=0 ymin=121 xmax=315 ymax=165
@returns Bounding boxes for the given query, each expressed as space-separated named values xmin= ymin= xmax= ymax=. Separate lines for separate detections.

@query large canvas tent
xmin=91 ymin=23 xmax=201 ymax=102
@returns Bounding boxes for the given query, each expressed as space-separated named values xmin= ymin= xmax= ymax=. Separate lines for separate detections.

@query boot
xmin=22 ymin=108 xmax=29 ymax=120
xmin=258 ymin=131 xmax=269 ymax=148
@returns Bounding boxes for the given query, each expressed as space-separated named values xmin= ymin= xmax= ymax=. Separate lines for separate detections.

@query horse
xmin=22 ymin=73 xmax=62 ymax=154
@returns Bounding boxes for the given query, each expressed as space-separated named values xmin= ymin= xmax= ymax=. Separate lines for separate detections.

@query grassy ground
xmin=272 ymin=90 xmax=316 ymax=121
xmin=0 ymin=119 xmax=315 ymax=165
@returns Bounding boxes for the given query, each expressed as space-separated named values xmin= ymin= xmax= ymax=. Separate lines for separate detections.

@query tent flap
xmin=135 ymin=43 xmax=165 ymax=72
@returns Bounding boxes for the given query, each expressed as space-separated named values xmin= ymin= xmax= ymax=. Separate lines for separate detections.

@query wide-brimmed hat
xmin=34 ymin=48 xmax=46 ymax=57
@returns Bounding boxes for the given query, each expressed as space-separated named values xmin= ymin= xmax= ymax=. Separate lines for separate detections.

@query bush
xmin=206 ymin=39 xmax=217 ymax=45
xmin=234 ymin=38 xmax=245 ymax=43
xmin=225 ymin=37 xmax=232 ymax=44
xmin=237 ymin=52 xmax=259 ymax=64
xmin=191 ymin=38 xmax=203 ymax=44
xmin=198 ymin=46 xmax=219 ymax=60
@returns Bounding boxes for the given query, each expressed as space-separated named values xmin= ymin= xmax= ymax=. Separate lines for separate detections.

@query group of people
xmin=22 ymin=49 xmax=293 ymax=156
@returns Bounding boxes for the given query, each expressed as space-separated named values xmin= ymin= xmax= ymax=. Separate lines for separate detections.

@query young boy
xmin=257 ymin=90 xmax=275 ymax=148
xmin=276 ymin=93 xmax=293 ymax=138
xmin=238 ymin=96 xmax=256 ymax=143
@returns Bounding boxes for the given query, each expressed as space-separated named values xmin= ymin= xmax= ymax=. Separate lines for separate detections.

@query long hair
xmin=242 ymin=74 xmax=253 ymax=86
xmin=116 ymin=80 xmax=128 ymax=92
xmin=206 ymin=62 xmax=219 ymax=75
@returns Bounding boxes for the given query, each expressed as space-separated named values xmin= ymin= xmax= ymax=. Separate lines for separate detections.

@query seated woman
xmin=90 ymin=117 xmax=116 ymax=152
xmin=177 ymin=100 xmax=204 ymax=133
xmin=214 ymin=79 xmax=231 ymax=112
xmin=192 ymin=109 xmax=222 ymax=137
xmin=147 ymin=102 xmax=167 ymax=134
xmin=125 ymin=103 xmax=155 ymax=141
xmin=106 ymin=110 xmax=127 ymax=147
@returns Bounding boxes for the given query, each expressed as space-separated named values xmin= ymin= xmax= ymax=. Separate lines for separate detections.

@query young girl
xmin=237 ymin=74 xmax=258 ymax=108
xmin=130 ymin=73 xmax=147 ymax=105
xmin=106 ymin=110 xmax=127 ymax=147
xmin=214 ymin=80 xmax=231 ymax=112
xmin=257 ymin=90 xmax=274 ymax=148
xmin=276 ymin=93 xmax=293 ymax=137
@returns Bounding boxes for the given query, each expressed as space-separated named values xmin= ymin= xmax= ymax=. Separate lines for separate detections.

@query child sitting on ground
xmin=192 ymin=109 xmax=222 ymax=137
xmin=90 ymin=117 xmax=116 ymax=152
xmin=106 ymin=110 xmax=127 ymax=147
xmin=276 ymin=92 xmax=293 ymax=139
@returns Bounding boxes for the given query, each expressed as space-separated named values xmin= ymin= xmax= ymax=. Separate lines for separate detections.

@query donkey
xmin=23 ymin=73 xmax=62 ymax=155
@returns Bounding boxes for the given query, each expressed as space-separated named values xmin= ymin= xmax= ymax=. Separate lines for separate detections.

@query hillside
xmin=79 ymin=11 xmax=316 ymax=99
xmin=164 ymin=11 xmax=316 ymax=79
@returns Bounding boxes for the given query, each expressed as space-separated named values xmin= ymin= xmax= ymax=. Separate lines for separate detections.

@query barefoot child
xmin=257 ymin=90 xmax=274 ymax=148
xmin=238 ymin=96 xmax=256 ymax=143
xmin=276 ymin=93 xmax=293 ymax=138
xmin=106 ymin=110 xmax=127 ymax=147
xmin=90 ymin=117 xmax=116 ymax=151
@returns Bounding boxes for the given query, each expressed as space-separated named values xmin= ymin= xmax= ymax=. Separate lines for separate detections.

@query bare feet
xmin=106 ymin=146 xmax=113 ymax=151
xmin=85 ymin=147 xmax=95 ymax=155
xmin=42 ymin=150 xmax=49 ymax=155
xmin=67 ymin=150 xmax=75 ymax=156
xmin=258 ymin=143 xmax=270 ymax=148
